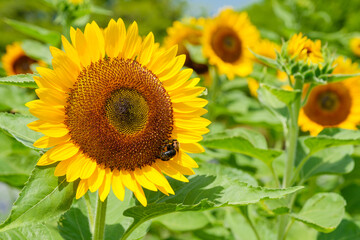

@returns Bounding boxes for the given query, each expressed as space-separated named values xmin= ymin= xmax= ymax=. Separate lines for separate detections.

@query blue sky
xmin=184 ymin=0 xmax=259 ymax=17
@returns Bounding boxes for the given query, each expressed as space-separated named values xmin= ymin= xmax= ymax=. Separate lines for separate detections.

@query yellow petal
xmin=98 ymin=168 xmax=112 ymax=201
xmin=66 ymin=154 xmax=85 ymax=182
xmin=79 ymin=158 xmax=97 ymax=179
xmin=112 ymin=169 xmax=125 ymax=201
xmin=33 ymin=134 xmax=70 ymax=149
xmin=27 ymin=120 xmax=45 ymax=131
xmin=120 ymin=170 xmax=137 ymax=192
xmin=162 ymin=68 xmax=193 ymax=91
xmin=174 ymin=118 xmax=211 ymax=129
xmin=28 ymin=105 xmax=65 ymax=124
xmin=104 ymin=19 xmax=121 ymax=58
xmin=134 ymin=168 xmax=157 ymax=191
xmin=168 ymin=160 xmax=195 ymax=175
xmin=88 ymin=167 xmax=105 ymax=192
xmin=84 ymin=22 xmax=103 ymax=62
xmin=75 ymin=29 xmax=91 ymax=67
xmin=37 ymin=123 xmax=69 ymax=138
xmin=35 ymin=88 xmax=67 ymax=106
xmin=36 ymin=67 xmax=67 ymax=92
xmin=122 ymin=22 xmax=140 ymax=59
xmin=180 ymin=142 xmax=205 ymax=154
xmin=37 ymin=148 xmax=58 ymax=166
xmin=49 ymin=142 xmax=79 ymax=161
xmin=142 ymin=165 xmax=168 ymax=187
xmin=156 ymin=161 xmax=189 ymax=182
xmin=158 ymin=54 xmax=186 ymax=80
xmin=61 ymin=35 xmax=81 ymax=69
xmin=176 ymin=150 xmax=199 ymax=168
xmin=54 ymin=158 xmax=72 ymax=176
xmin=138 ymin=32 xmax=155 ymax=66
xmin=133 ymin=182 xmax=147 ymax=207
xmin=76 ymin=179 xmax=89 ymax=199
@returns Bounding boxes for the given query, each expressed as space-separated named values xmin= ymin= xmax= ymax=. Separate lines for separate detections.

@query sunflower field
xmin=1 ymin=0 xmax=360 ymax=239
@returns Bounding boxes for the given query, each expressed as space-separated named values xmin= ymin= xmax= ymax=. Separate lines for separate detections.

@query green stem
xmin=289 ymin=154 xmax=311 ymax=186
xmin=85 ymin=192 xmax=95 ymax=233
xmin=278 ymin=77 xmax=303 ymax=240
xmin=93 ymin=196 xmax=108 ymax=240
xmin=239 ymin=206 xmax=260 ymax=240
xmin=208 ymin=66 xmax=221 ymax=122
xmin=270 ymin=163 xmax=281 ymax=188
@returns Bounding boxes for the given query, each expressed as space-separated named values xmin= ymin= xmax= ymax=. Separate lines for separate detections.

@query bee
xmin=158 ymin=139 xmax=180 ymax=161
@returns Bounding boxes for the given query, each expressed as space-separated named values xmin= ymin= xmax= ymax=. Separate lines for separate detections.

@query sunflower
xmin=1 ymin=42 xmax=45 ymax=76
xmin=287 ymin=33 xmax=323 ymax=64
xmin=164 ymin=17 xmax=209 ymax=76
xmin=26 ymin=19 xmax=210 ymax=206
xmin=202 ymin=8 xmax=260 ymax=80
xmin=252 ymin=39 xmax=280 ymax=61
xmin=247 ymin=77 xmax=259 ymax=97
xmin=298 ymin=56 xmax=360 ymax=135
xmin=350 ymin=37 xmax=360 ymax=57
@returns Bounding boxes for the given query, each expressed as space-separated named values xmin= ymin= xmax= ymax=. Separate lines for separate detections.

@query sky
xmin=184 ymin=0 xmax=259 ymax=17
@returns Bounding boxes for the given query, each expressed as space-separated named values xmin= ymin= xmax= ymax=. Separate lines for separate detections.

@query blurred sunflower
xmin=202 ymin=8 xmax=260 ymax=79
xmin=247 ymin=77 xmax=259 ymax=97
xmin=350 ymin=37 xmax=360 ymax=57
xmin=26 ymin=19 xmax=210 ymax=206
xmin=164 ymin=17 xmax=209 ymax=77
xmin=287 ymin=33 xmax=323 ymax=64
xmin=252 ymin=39 xmax=280 ymax=61
xmin=299 ymin=56 xmax=360 ymax=135
xmin=2 ymin=42 xmax=45 ymax=76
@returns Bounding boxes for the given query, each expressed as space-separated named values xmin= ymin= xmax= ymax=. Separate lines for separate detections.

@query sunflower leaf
xmin=317 ymin=219 xmax=360 ymax=240
xmin=22 ymin=40 xmax=53 ymax=65
xmin=0 ymin=224 xmax=63 ymax=240
xmin=304 ymin=128 xmax=360 ymax=155
xmin=122 ymin=165 xmax=302 ymax=238
xmin=325 ymin=73 xmax=360 ymax=83
xmin=0 ymin=74 xmax=38 ymax=88
xmin=261 ymin=83 xmax=301 ymax=106
xmin=0 ymin=113 xmax=42 ymax=150
xmin=5 ymin=18 xmax=61 ymax=46
xmin=290 ymin=193 xmax=346 ymax=233
xmin=0 ymin=166 xmax=77 ymax=232
xmin=201 ymin=128 xmax=283 ymax=165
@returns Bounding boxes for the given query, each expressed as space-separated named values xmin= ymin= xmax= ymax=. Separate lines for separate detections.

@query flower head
xmin=287 ymin=33 xmax=323 ymax=64
xmin=1 ymin=42 xmax=45 ymax=76
xmin=252 ymin=39 xmax=280 ymax=60
xmin=26 ymin=19 xmax=210 ymax=206
xmin=202 ymin=8 xmax=260 ymax=79
xmin=350 ymin=37 xmax=360 ymax=57
xmin=299 ymin=56 xmax=360 ymax=135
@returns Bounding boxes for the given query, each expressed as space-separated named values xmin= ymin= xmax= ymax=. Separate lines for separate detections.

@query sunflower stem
xmin=85 ymin=192 xmax=95 ymax=233
xmin=93 ymin=196 xmax=107 ymax=240
xmin=278 ymin=76 xmax=303 ymax=240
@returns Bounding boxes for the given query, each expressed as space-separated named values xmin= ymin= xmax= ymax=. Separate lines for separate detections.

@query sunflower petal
xmin=156 ymin=161 xmax=189 ymax=182
xmin=112 ymin=169 xmax=125 ymax=201
xmin=76 ymin=179 xmax=89 ymax=199
xmin=99 ymin=168 xmax=112 ymax=201
xmin=134 ymin=168 xmax=157 ymax=191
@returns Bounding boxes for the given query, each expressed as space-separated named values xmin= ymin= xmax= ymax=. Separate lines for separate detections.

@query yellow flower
xmin=202 ymin=8 xmax=260 ymax=79
xmin=350 ymin=37 xmax=360 ymax=57
xmin=287 ymin=33 xmax=323 ymax=64
xmin=164 ymin=17 xmax=208 ymax=76
xmin=68 ymin=0 xmax=83 ymax=4
xmin=247 ymin=77 xmax=259 ymax=97
xmin=252 ymin=39 xmax=280 ymax=60
xmin=1 ymin=42 xmax=45 ymax=76
xmin=299 ymin=56 xmax=360 ymax=135
xmin=26 ymin=19 xmax=210 ymax=206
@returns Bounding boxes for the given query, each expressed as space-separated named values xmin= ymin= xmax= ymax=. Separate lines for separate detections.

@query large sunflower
xmin=2 ymin=42 xmax=45 ymax=76
xmin=202 ymin=8 xmax=260 ymax=80
xmin=299 ymin=56 xmax=360 ymax=135
xmin=287 ymin=33 xmax=323 ymax=64
xmin=26 ymin=19 xmax=210 ymax=206
xmin=164 ymin=17 xmax=208 ymax=76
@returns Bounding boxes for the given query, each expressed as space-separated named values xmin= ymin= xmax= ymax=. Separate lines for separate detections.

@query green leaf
xmin=225 ymin=208 xmax=257 ymax=240
xmin=186 ymin=43 xmax=207 ymax=64
xmin=154 ymin=212 xmax=209 ymax=232
xmin=0 ymin=74 xmax=38 ymax=88
xmin=202 ymin=128 xmax=283 ymax=165
xmin=58 ymin=198 xmax=92 ymax=240
xmin=0 ymin=113 xmax=42 ymax=150
xmin=250 ymin=50 xmax=278 ymax=69
xmin=22 ymin=40 xmax=52 ymax=65
xmin=326 ymin=73 xmax=360 ymax=83
xmin=305 ymin=128 xmax=360 ymax=155
xmin=122 ymin=164 xmax=302 ymax=238
xmin=341 ymin=183 xmax=360 ymax=216
xmin=0 ymin=85 xmax=36 ymax=114
xmin=317 ymin=219 xmax=360 ymax=240
xmin=261 ymin=83 xmax=301 ymax=106
xmin=290 ymin=193 xmax=346 ymax=233
xmin=5 ymin=19 xmax=61 ymax=46
xmin=0 ymin=224 xmax=63 ymax=240
xmin=0 ymin=166 xmax=77 ymax=232
xmin=301 ymin=145 xmax=354 ymax=180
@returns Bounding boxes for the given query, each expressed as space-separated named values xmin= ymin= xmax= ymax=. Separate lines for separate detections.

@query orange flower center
xmin=65 ymin=58 xmax=173 ymax=171
xmin=13 ymin=55 xmax=36 ymax=74
xmin=303 ymin=83 xmax=352 ymax=126
xmin=211 ymin=26 xmax=242 ymax=63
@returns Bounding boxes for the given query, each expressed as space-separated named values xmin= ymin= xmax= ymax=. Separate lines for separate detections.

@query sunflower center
xmin=211 ymin=26 xmax=242 ymax=63
xmin=65 ymin=58 xmax=173 ymax=171
xmin=13 ymin=55 xmax=36 ymax=74
xmin=105 ymin=88 xmax=149 ymax=135
xmin=303 ymin=83 xmax=352 ymax=126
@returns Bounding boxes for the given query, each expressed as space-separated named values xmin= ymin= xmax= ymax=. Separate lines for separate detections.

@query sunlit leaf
xmin=202 ymin=128 xmax=283 ymax=165
xmin=154 ymin=212 xmax=209 ymax=232
xmin=5 ymin=19 xmax=61 ymax=46
xmin=261 ymin=83 xmax=301 ymax=106
xmin=0 ymin=166 xmax=77 ymax=232
xmin=250 ymin=50 xmax=278 ymax=69
xmin=0 ymin=113 xmax=42 ymax=150
xmin=0 ymin=74 xmax=38 ymax=88
xmin=290 ymin=193 xmax=346 ymax=233
xmin=0 ymin=224 xmax=62 ymax=240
